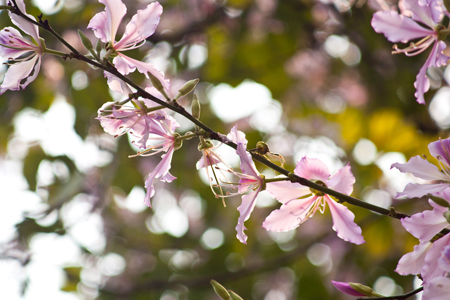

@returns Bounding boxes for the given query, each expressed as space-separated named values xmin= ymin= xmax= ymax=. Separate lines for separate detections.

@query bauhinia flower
xmin=88 ymin=0 xmax=169 ymax=90
xmin=263 ymin=157 xmax=365 ymax=245
xmin=396 ymin=190 xmax=450 ymax=286
xmin=137 ymin=115 xmax=181 ymax=207
xmin=0 ymin=0 xmax=44 ymax=94
xmin=223 ymin=125 xmax=266 ymax=244
xmin=392 ymin=137 xmax=450 ymax=198
xmin=97 ymin=73 xmax=168 ymax=149
xmin=371 ymin=0 xmax=449 ymax=104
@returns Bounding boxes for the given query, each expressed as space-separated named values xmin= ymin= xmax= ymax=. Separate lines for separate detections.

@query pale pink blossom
xmin=371 ymin=0 xmax=449 ymax=104
xmin=88 ymin=0 xmax=169 ymax=90
xmin=263 ymin=157 xmax=365 ymax=245
xmin=225 ymin=125 xmax=265 ymax=244
xmin=392 ymin=138 xmax=450 ymax=198
xmin=0 ymin=0 xmax=44 ymax=94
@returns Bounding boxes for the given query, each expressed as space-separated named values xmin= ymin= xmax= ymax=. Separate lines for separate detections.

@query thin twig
xmin=357 ymin=286 xmax=423 ymax=300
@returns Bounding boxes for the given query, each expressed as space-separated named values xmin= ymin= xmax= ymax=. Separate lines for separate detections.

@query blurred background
xmin=0 ymin=0 xmax=448 ymax=299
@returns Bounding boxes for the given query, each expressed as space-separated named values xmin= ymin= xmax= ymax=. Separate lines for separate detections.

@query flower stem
xmin=357 ymin=286 xmax=423 ymax=300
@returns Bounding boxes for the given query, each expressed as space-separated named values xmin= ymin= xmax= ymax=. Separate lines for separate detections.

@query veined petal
xmin=422 ymin=233 xmax=450 ymax=283
xmin=401 ymin=208 xmax=449 ymax=241
xmin=438 ymin=245 xmax=450 ymax=272
xmin=99 ymin=0 xmax=127 ymax=44
xmin=326 ymin=198 xmax=365 ymax=244
xmin=0 ymin=54 xmax=40 ymax=95
xmin=294 ymin=157 xmax=330 ymax=182
xmin=405 ymin=0 xmax=438 ymax=28
xmin=236 ymin=188 xmax=261 ymax=244
xmin=115 ymin=2 xmax=162 ymax=50
xmin=414 ymin=41 xmax=444 ymax=104
xmin=391 ymin=155 xmax=448 ymax=181
xmin=227 ymin=125 xmax=247 ymax=147
xmin=0 ymin=27 xmax=38 ymax=58
xmin=114 ymin=54 xmax=170 ymax=91
xmin=327 ymin=163 xmax=355 ymax=195
xmin=396 ymin=182 xmax=449 ymax=198
xmin=429 ymin=138 xmax=450 ymax=169
xmin=266 ymin=180 xmax=311 ymax=203
xmin=434 ymin=41 xmax=449 ymax=67
xmin=9 ymin=0 xmax=40 ymax=44
xmin=262 ymin=196 xmax=318 ymax=232
xmin=87 ymin=12 xmax=109 ymax=43
xmin=104 ymin=71 xmax=133 ymax=95
xmin=143 ymin=145 xmax=175 ymax=207
xmin=371 ymin=11 xmax=434 ymax=43
xmin=423 ymin=277 xmax=450 ymax=300
xmin=395 ymin=241 xmax=432 ymax=275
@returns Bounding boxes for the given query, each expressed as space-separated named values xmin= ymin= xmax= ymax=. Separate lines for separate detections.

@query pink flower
xmin=0 ymin=0 xmax=44 ymax=94
xmin=139 ymin=115 xmax=181 ymax=207
xmin=392 ymin=138 xmax=450 ymax=198
xmin=226 ymin=125 xmax=265 ymax=244
xmin=263 ymin=157 xmax=365 ymax=245
xmin=88 ymin=0 xmax=169 ymax=90
xmin=97 ymin=73 xmax=169 ymax=148
xmin=396 ymin=191 xmax=450 ymax=285
xmin=371 ymin=0 xmax=449 ymax=104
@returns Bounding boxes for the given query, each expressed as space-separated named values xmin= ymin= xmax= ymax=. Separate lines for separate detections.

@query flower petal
xmin=391 ymin=155 xmax=448 ymax=181
xmin=115 ymin=2 xmax=162 ymax=50
xmin=423 ymin=277 xmax=450 ymax=300
xmin=294 ymin=157 xmax=330 ymax=182
xmin=429 ymin=138 xmax=450 ymax=170
xmin=395 ymin=241 xmax=432 ymax=275
xmin=371 ymin=11 xmax=433 ymax=43
xmin=404 ymin=0 xmax=438 ymax=28
xmin=100 ymin=0 xmax=127 ymax=43
xmin=226 ymin=125 xmax=247 ymax=147
xmin=236 ymin=188 xmax=260 ymax=244
xmin=396 ymin=182 xmax=449 ymax=198
xmin=262 ymin=196 xmax=318 ymax=232
xmin=401 ymin=207 xmax=449 ymax=241
xmin=104 ymin=71 xmax=133 ymax=95
xmin=326 ymin=198 xmax=365 ymax=244
xmin=0 ymin=54 xmax=40 ymax=94
xmin=438 ymin=245 xmax=450 ymax=273
xmin=422 ymin=233 xmax=450 ymax=283
xmin=9 ymin=0 xmax=40 ymax=44
xmin=87 ymin=12 xmax=109 ymax=43
xmin=327 ymin=163 xmax=355 ymax=195
xmin=266 ymin=180 xmax=311 ymax=204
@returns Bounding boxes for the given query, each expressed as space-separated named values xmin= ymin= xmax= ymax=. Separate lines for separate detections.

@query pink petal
xmin=104 ymin=72 xmax=133 ymax=95
xmin=114 ymin=54 xmax=170 ymax=91
xmin=87 ymin=12 xmax=109 ymax=43
xmin=422 ymin=233 xmax=450 ymax=283
xmin=401 ymin=208 xmax=449 ymax=242
xmin=326 ymin=198 xmax=365 ymax=244
xmin=438 ymin=245 xmax=450 ymax=272
xmin=327 ymin=163 xmax=355 ymax=195
xmin=391 ymin=155 xmax=448 ymax=181
xmin=0 ymin=54 xmax=40 ymax=94
xmin=0 ymin=27 xmax=37 ymax=58
xmin=115 ymin=2 xmax=162 ymax=50
xmin=266 ymin=180 xmax=311 ymax=204
xmin=144 ymin=145 xmax=175 ymax=207
xmin=226 ymin=125 xmax=247 ymax=147
xmin=429 ymin=138 xmax=450 ymax=169
xmin=236 ymin=188 xmax=261 ymax=244
xmin=9 ymin=0 xmax=40 ymax=44
xmin=262 ymin=196 xmax=318 ymax=232
xmin=196 ymin=151 xmax=222 ymax=169
xmin=331 ymin=281 xmax=366 ymax=297
xmin=404 ymin=0 xmax=438 ymax=28
xmin=236 ymin=143 xmax=260 ymax=178
xmin=396 ymin=183 xmax=449 ymax=198
xmin=371 ymin=11 xmax=433 ymax=43
xmin=395 ymin=241 xmax=432 ymax=275
xmin=423 ymin=277 xmax=450 ymax=300
xmin=294 ymin=157 xmax=330 ymax=182
xmin=100 ymin=0 xmax=127 ymax=43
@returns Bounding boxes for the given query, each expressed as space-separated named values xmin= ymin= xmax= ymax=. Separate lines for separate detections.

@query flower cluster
xmin=371 ymin=0 xmax=450 ymax=104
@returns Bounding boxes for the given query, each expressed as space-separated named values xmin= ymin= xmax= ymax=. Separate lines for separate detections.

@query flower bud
xmin=148 ymin=72 xmax=170 ymax=100
xmin=210 ymin=280 xmax=231 ymax=300
xmin=229 ymin=290 xmax=243 ymax=300
xmin=332 ymin=281 xmax=384 ymax=297
xmin=78 ymin=30 xmax=97 ymax=59
xmin=191 ymin=94 xmax=201 ymax=120
xmin=428 ymin=194 xmax=450 ymax=208
xmin=256 ymin=141 xmax=270 ymax=154
xmin=174 ymin=78 xmax=199 ymax=100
